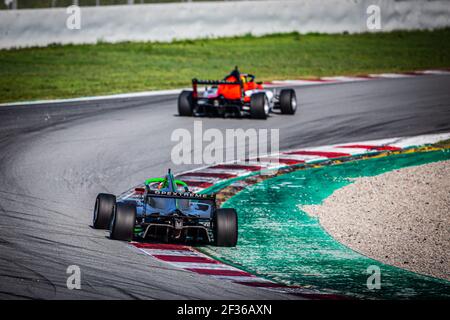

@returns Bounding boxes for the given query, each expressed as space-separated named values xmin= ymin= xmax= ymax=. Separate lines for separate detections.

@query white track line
xmin=390 ymin=132 xmax=450 ymax=148
xmin=168 ymin=262 xmax=239 ymax=270
xmin=417 ymin=70 xmax=450 ymax=75
xmin=0 ymin=88 xmax=187 ymax=107
xmin=141 ymin=249 xmax=200 ymax=256
xmin=320 ymin=76 xmax=369 ymax=82
xmin=368 ymin=73 xmax=414 ymax=78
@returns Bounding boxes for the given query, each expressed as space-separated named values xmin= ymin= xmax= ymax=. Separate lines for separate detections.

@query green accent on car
xmin=145 ymin=177 xmax=188 ymax=189
xmin=201 ymin=149 xmax=450 ymax=299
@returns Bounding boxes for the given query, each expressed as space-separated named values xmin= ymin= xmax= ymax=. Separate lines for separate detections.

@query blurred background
xmin=2 ymin=0 xmax=235 ymax=10
xmin=1 ymin=0 xmax=449 ymax=103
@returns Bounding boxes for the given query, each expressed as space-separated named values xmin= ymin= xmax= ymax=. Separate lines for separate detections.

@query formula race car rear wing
xmin=192 ymin=78 xmax=242 ymax=98
xmin=146 ymin=189 xmax=216 ymax=201
xmin=192 ymin=79 xmax=241 ymax=85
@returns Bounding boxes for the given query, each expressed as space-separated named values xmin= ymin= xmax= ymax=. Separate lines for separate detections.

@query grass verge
xmin=1 ymin=29 xmax=449 ymax=103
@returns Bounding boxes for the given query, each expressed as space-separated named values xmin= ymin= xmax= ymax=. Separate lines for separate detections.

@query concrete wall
xmin=1 ymin=0 xmax=449 ymax=49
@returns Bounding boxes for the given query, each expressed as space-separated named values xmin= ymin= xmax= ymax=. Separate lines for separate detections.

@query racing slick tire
xmin=250 ymin=92 xmax=269 ymax=119
xmin=279 ymin=89 xmax=297 ymax=115
xmin=109 ymin=203 xmax=136 ymax=241
xmin=214 ymin=208 xmax=238 ymax=247
xmin=178 ymin=90 xmax=194 ymax=116
xmin=93 ymin=193 xmax=116 ymax=229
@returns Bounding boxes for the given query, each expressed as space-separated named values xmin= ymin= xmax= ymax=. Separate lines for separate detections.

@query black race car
xmin=92 ymin=169 xmax=238 ymax=247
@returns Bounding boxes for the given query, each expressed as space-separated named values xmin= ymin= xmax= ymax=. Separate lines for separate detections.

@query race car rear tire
xmin=214 ymin=208 xmax=238 ymax=247
xmin=93 ymin=193 xmax=116 ymax=229
xmin=109 ymin=203 xmax=136 ymax=241
xmin=279 ymin=89 xmax=297 ymax=115
xmin=178 ymin=90 xmax=194 ymax=116
xmin=250 ymin=93 xmax=269 ymax=119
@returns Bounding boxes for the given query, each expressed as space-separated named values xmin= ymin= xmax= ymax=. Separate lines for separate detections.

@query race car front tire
xmin=279 ymin=89 xmax=297 ymax=115
xmin=109 ymin=203 xmax=136 ymax=241
xmin=178 ymin=90 xmax=194 ymax=116
xmin=214 ymin=208 xmax=238 ymax=247
xmin=93 ymin=193 xmax=116 ymax=229
xmin=250 ymin=93 xmax=269 ymax=119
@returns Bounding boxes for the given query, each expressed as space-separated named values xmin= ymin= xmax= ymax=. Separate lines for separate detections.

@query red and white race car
xmin=178 ymin=67 xmax=297 ymax=119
